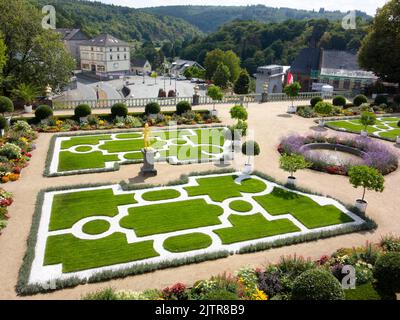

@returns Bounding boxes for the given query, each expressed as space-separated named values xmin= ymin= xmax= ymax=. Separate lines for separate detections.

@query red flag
xmin=287 ymin=72 xmax=293 ymax=85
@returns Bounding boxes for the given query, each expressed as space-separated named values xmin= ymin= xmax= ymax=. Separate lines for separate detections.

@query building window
xmin=97 ymin=65 xmax=105 ymax=72
xmin=91 ymin=47 xmax=94 ymax=51
xmin=117 ymin=47 xmax=120 ymax=51
xmin=124 ymin=54 xmax=127 ymax=60
xmin=110 ymin=48 xmax=112 ymax=52
xmin=343 ymin=79 xmax=350 ymax=90
xmin=113 ymin=62 xmax=119 ymax=69
xmin=333 ymin=79 xmax=340 ymax=89
xmin=110 ymin=55 xmax=112 ymax=60
xmin=124 ymin=47 xmax=127 ymax=51
xmin=82 ymin=64 xmax=90 ymax=70
xmin=354 ymin=80 xmax=362 ymax=89
xmin=117 ymin=55 xmax=120 ymax=60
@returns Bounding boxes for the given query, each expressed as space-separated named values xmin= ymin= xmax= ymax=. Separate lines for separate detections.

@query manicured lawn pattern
xmin=52 ymin=128 xmax=227 ymax=173
xmin=163 ymin=233 xmax=213 ymax=252
xmin=30 ymin=173 xmax=364 ymax=284
xmin=325 ymin=117 xmax=400 ymax=140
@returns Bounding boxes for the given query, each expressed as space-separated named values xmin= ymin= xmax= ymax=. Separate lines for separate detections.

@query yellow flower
xmin=252 ymin=288 xmax=268 ymax=300
xmin=98 ymin=120 xmax=105 ymax=125
xmin=56 ymin=120 xmax=63 ymax=126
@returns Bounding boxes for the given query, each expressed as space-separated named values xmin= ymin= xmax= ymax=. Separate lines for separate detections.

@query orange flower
xmin=1 ymin=176 xmax=10 ymax=183
xmin=8 ymin=173 xmax=20 ymax=181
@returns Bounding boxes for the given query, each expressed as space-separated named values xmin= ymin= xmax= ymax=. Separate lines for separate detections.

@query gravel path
xmin=0 ymin=101 xmax=399 ymax=299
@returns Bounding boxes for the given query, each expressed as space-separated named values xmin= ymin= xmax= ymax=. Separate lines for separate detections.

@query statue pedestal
xmin=140 ymin=148 xmax=157 ymax=176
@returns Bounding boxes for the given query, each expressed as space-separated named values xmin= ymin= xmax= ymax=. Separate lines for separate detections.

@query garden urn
xmin=211 ymin=109 xmax=218 ymax=117
xmin=355 ymin=199 xmax=368 ymax=213
xmin=287 ymin=176 xmax=296 ymax=187
xmin=24 ymin=105 xmax=33 ymax=113
xmin=243 ymin=163 xmax=253 ymax=175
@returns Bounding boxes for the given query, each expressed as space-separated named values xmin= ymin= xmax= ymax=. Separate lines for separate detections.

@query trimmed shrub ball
xmin=242 ymin=140 xmax=260 ymax=156
xmin=397 ymin=120 xmax=400 ymax=128
xmin=145 ymin=102 xmax=160 ymax=115
xmin=176 ymin=101 xmax=192 ymax=115
xmin=291 ymin=269 xmax=345 ymax=300
xmin=310 ymin=96 xmax=323 ymax=108
xmin=373 ymin=252 xmax=400 ymax=294
xmin=374 ymin=95 xmax=388 ymax=106
xmin=111 ymin=103 xmax=128 ymax=118
xmin=0 ymin=96 xmax=14 ymax=114
xmin=353 ymin=94 xmax=368 ymax=107
xmin=35 ymin=105 xmax=53 ymax=120
xmin=74 ymin=104 xmax=92 ymax=118
xmin=314 ymin=101 xmax=333 ymax=115
xmin=332 ymin=95 xmax=346 ymax=107
xmin=0 ymin=115 xmax=7 ymax=130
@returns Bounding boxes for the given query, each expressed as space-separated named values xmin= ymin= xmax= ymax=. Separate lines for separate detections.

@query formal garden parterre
xmin=47 ymin=127 xmax=229 ymax=175
xmin=19 ymin=171 xmax=370 ymax=294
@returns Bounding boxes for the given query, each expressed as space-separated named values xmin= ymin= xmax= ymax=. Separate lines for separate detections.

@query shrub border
xmin=43 ymin=124 xmax=230 ymax=177
xmin=17 ymin=168 xmax=376 ymax=296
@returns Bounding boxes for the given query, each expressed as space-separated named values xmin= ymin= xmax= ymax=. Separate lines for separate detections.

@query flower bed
xmin=0 ymin=121 xmax=37 ymax=183
xmin=278 ymin=133 xmax=398 ymax=176
xmin=12 ymin=110 xmax=220 ymax=133
xmin=82 ymin=235 xmax=400 ymax=300
xmin=0 ymin=189 xmax=13 ymax=233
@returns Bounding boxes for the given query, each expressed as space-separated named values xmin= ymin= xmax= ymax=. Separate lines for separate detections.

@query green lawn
xmin=254 ymin=187 xmax=353 ymax=229
xmin=44 ymin=233 xmax=158 ymax=273
xmin=163 ymin=233 xmax=212 ymax=252
xmin=82 ymin=220 xmax=111 ymax=235
xmin=326 ymin=117 xmax=400 ymax=140
xmin=40 ymin=174 xmax=358 ymax=276
xmin=54 ymin=128 xmax=225 ymax=173
xmin=185 ymin=176 xmax=266 ymax=202
xmin=50 ymin=189 xmax=136 ymax=231
xmin=58 ymin=151 xmax=120 ymax=172
xmin=120 ymin=199 xmax=224 ymax=236
xmin=229 ymin=200 xmax=253 ymax=212
xmin=141 ymin=189 xmax=181 ymax=201
xmin=345 ymin=283 xmax=382 ymax=300
xmin=214 ymin=213 xmax=300 ymax=244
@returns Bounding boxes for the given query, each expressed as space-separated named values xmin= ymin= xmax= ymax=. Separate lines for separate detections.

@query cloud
xmin=96 ymin=0 xmax=388 ymax=16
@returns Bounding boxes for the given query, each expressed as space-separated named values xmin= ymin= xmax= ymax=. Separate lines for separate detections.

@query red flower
xmin=25 ymin=153 xmax=32 ymax=158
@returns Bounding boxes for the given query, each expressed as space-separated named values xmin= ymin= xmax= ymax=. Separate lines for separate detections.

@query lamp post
xmin=171 ymin=62 xmax=177 ymax=94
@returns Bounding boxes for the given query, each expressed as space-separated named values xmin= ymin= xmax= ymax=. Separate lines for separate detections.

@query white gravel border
xmin=49 ymin=127 xmax=231 ymax=174
xmin=28 ymin=172 xmax=365 ymax=285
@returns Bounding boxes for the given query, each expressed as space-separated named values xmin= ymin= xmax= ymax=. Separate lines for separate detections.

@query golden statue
xmin=143 ymin=123 xmax=151 ymax=150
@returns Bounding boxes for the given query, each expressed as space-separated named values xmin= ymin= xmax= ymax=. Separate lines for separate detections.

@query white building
xmin=80 ymin=34 xmax=130 ymax=79
xmin=131 ymin=58 xmax=152 ymax=75
xmin=170 ymin=59 xmax=204 ymax=76
xmin=255 ymin=65 xmax=287 ymax=95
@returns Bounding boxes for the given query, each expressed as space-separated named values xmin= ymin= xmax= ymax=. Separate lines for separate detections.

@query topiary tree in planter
xmin=229 ymin=105 xmax=248 ymax=143
xmin=284 ymin=81 xmax=301 ymax=113
xmin=0 ymin=115 xmax=7 ymax=136
xmin=353 ymin=94 xmax=368 ymax=107
xmin=348 ymin=165 xmax=384 ymax=213
xmin=0 ymin=96 xmax=14 ymax=117
xmin=35 ymin=105 xmax=53 ymax=122
xmin=373 ymin=252 xmax=400 ymax=297
xmin=176 ymin=101 xmax=191 ymax=115
xmin=332 ymin=95 xmax=346 ymax=107
xmin=279 ymin=153 xmax=311 ymax=186
xmin=111 ymin=103 xmax=128 ymax=118
xmin=314 ymin=101 xmax=333 ymax=126
xmin=241 ymin=141 xmax=260 ymax=174
xmin=291 ymin=269 xmax=345 ymax=300
xmin=74 ymin=104 xmax=92 ymax=122
xmin=230 ymin=105 xmax=248 ymax=122
xmin=360 ymin=111 xmax=376 ymax=136
xmin=207 ymin=85 xmax=224 ymax=115
xmin=310 ymin=96 xmax=323 ymax=108
xmin=10 ymin=83 xmax=40 ymax=113
xmin=145 ymin=102 xmax=161 ymax=116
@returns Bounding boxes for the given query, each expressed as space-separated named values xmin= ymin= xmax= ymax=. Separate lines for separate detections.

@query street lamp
xmin=171 ymin=62 xmax=177 ymax=94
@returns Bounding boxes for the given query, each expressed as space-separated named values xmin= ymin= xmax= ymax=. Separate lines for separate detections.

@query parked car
xmin=190 ymin=78 xmax=198 ymax=83
xmin=177 ymin=75 xmax=187 ymax=81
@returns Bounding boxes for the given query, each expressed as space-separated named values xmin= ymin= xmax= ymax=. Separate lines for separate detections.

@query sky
xmin=95 ymin=0 xmax=388 ymax=16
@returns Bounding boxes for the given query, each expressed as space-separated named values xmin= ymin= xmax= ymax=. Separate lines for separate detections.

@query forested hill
xmin=142 ymin=5 xmax=371 ymax=33
xmin=180 ymin=19 xmax=370 ymax=74
xmin=28 ymin=0 xmax=203 ymax=43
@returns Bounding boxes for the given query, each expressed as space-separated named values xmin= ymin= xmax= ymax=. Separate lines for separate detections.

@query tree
xmin=222 ymin=50 xmax=241 ymax=83
xmin=204 ymin=49 xmax=225 ymax=80
xmin=358 ymin=0 xmax=400 ymax=86
xmin=0 ymin=0 xmax=75 ymax=91
xmin=360 ymin=111 xmax=376 ymax=132
xmin=234 ymin=70 xmax=250 ymax=94
xmin=0 ymin=34 xmax=6 ymax=86
xmin=348 ymin=165 xmax=384 ymax=202
xmin=242 ymin=140 xmax=260 ymax=165
xmin=279 ymin=153 xmax=310 ymax=178
xmin=0 ymin=96 xmax=13 ymax=116
xmin=207 ymin=85 xmax=224 ymax=111
xmin=284 ymin=82 xmax=301 ymax=109
xmin=10 ymin=83 xmax=40 ymax=106
xmin=150 ymin=71 xmax=158 ymax=84
xmin=212 ymin=64 xmax=230 ymax=89
xmin=230 ymin=105 xmax=248 ymax=123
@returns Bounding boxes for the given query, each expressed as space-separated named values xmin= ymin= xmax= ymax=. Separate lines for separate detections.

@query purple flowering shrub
xmin=278 ymin=133 xmax=398 ymax=175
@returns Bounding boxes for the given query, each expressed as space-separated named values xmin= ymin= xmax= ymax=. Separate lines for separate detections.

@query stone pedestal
xmin=261 ymin=92 xmax=269 ymax=103
xmin=140 ymin=148 xmax=157 ymax=176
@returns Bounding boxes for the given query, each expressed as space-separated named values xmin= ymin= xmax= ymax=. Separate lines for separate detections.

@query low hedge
xmin=35 ymin=105 xmax=53 ymax=120
xmin=74 ymin=104 xmax=91 ymax=118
